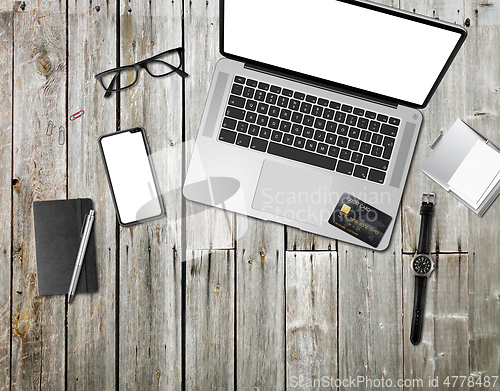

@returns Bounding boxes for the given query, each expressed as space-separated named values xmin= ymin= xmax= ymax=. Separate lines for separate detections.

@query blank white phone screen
xmin=100 ymin=130 xmax=162 ymax=225
xmin=224 ymin=0 xmax=463 ymax=106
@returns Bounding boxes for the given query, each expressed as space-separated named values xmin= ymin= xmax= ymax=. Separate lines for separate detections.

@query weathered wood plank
xmin=66 ymin=1 xmax=117 ymax=390
xmin=236 ymin=218 xmax=285 ymax=390
xmin=464 ymin=1 xmax=500 ymax=387
xmin=184 ymin=0 xmax=234 ymax=250
xmin=286 ymin=251 xmax=338 ymax=390
xmin=286 ymin=227 xmax=335 ymax=252
xmin=118 ymin=0 xmax=183 ymax=389
xmin=185 ymin=249 xmax=235 ymax=390
xmin=403 ymin=254 xmax=469 ymax=390
xmin=400 ymin=0 xmax=468 ymax=254
xmin=0 ymin=7 xmax=12 ymax=391
xmin=11 ymin=2 xmax=67 ymax=389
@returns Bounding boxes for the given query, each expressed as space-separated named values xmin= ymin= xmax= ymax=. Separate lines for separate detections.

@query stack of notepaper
xmin=421 ymin=119 xmax=500 ymax=216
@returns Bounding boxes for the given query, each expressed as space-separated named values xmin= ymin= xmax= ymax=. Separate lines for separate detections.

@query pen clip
xmin=80 ymin=213 xmax=89 ymax=237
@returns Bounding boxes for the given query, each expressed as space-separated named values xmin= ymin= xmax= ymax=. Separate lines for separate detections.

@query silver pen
xmin=68 ymin=210 xmax=95 ymax=304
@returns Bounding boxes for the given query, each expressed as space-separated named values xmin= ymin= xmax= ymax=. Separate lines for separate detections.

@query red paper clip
xmin=69 ymin=110 xmax=85 ymax=121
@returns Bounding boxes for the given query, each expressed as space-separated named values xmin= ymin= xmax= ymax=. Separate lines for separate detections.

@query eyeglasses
xmin=95 ymin=47 xmax=188 ymax=98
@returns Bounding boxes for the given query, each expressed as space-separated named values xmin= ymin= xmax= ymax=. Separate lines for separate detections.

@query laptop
xmin=183 ymin=0 xmax=466 ymax=250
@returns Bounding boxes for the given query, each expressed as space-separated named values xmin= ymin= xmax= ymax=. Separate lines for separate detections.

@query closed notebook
xmin=33 ymin=198 xmax=98 ymax=296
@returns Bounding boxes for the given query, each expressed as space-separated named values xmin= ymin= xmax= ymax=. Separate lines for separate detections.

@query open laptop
xmin=184 ymin=0 xmax=466 ymax=250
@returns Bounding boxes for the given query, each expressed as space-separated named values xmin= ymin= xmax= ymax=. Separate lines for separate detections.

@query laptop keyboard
xmin=218 ymin=75 xmax=401 ymax=184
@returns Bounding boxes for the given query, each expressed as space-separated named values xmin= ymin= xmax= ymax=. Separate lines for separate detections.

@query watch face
xmin=413 ymin=255 xmax=432 ymax=275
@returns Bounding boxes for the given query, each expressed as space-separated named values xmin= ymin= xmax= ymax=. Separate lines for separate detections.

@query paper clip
xmin=69 ymin=110 xmax=84 ymax=121
xmin=59 ymin=126 xmax=65 ymax=145
xmin=46 ymin=120 xmax=53 ymax=136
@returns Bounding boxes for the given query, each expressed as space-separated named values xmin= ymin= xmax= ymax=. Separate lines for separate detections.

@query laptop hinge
xmin=244 ymin=63 xmax=398 ymax=109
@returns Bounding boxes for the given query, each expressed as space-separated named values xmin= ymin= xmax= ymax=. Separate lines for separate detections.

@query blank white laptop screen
xmin=223 ymin=0 xmax=463 ymax=106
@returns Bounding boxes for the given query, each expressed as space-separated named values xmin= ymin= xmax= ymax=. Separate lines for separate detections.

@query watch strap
xmin=410 ymin=276 xmax=427 ymax=345
xmin=417 ymin=201 xmax=434 ymax=254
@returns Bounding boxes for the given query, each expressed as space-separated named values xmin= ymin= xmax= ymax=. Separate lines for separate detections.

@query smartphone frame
xmin=98 ymin=127 xmax=165 ymax=226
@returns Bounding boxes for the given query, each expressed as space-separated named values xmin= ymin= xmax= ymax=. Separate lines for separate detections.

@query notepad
xmin=448 ymin=140 xmax=500 ymax=208
xmin=33 ymin=198 xmax=98 ymax=296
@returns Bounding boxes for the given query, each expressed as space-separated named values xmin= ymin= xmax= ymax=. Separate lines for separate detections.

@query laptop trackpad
xmin=252 ymin=160 xmax=333 ymax=226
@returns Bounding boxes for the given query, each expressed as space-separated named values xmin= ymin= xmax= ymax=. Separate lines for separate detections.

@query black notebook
xmin=33 ymin=198 xmax=98 ymax=296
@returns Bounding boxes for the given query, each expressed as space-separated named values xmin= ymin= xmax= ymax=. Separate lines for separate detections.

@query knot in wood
xmin=35 ymin=54 xmax=52 ymax=75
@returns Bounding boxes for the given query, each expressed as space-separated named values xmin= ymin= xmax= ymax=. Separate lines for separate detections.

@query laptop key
xmin=258 ymin=82 xmax=269 ymax=91
xmin=268 ymin=118 xmax=280 ymax=129
xmin=337 ymin=124 xmax=349 ymax=136
xmin=266 ymin=93 xmax=278 ymax=105
xmin=236 ymin=133 xmax=251 ymax=147
xmin=326 ymin=121 xmax=337 ymax=133
xmin=269 ymin=106 xmax=280 ymax=117
xmin=300 ymin=102 xmax=312 ymax=114
xmin=318 ymin=98 xmax=329 ymax=106
xmin=280 ymin=109 xmax=292 ymax=120
xmin=236 ymin=121 xmax=248 ymax=133
xmin=353 ymin=165 xmax=368 ymax=179
xmin=302 ymin=127 xmax=314 ymax=138
xmin=340 ymin=149 xmax=351 ymax=161
xmin=278 ymin=96 xmax=289 ymax=108
xmin=371 ymin=145 xmax=383 ymax=157
xmin=360 ymin=142 xmax=371 ymax=153
xmin=271 ymin=130 xmax=283 ymax=142
xmin=294 ymin=91 xmax=305 ymax=100
xmin=303 ymin=115 xmax=314 ymax=126
xmin=270 ymin=85 xmax=281 ymax=94
xmin=289 ymin=99 xmax=300 ymax=111
xmin=348 ymin=139 xmax=360 ymax=151
xmin=293 ymin=137 xmax=306 ymax=148
xmin=222 ymin=117 xmax=237 ymax=130
xmin=291 ymin=112 xmax=303 ymax=123
xmin=357 ymin=117 xmax=369 ymax=129
xmin=328 ymin=146 xmax=340 ymax=158
xmin=351 ymin=152 xmax=362 ymax=163
xmin=291 ymin=124 xmax=303 ymax=135
xmin=234 ymin=76 xmax=246 ymax=84
xmin=259 ymin=127 xmax=271 ymax=139
xmin=348 ymin=127 xmax=360 ymax=139
xmin=360 ymin=130 xmax=371 ymax=142
xmin=228 ymin=94 xmax=245 ymax=108
xmin=363 ymin=155 xmax=389 ymax=171
xmin=323 ymin=108 xmax=334 ymax=120
xmin=246 ymin=79 xmax=258 ymax=87
xmin=334 ymin=111 xmax=346 ymax=123
xmin=306 ymin=95 xmax=317 ymax=103
xmin=368 ymin=169 xmax=386 ymax=184
xmin=383 ymin=145 xmax=394 ymax=160
xmin=243 ymin=87 xmax=254 ymax=98
xmin=383 ymin=136 xmax=395 ymax=147
xmin=353 ymin=108 xmax=365 ymax=116
xmin=226 ymin=106 xmax=245 ymax=120
xmin=248 ymin=124 xmax=260 ymax=136
xmin=280 ymin=121 xmax=291 ymax=132
xmin=245 ymin=112 xmax=257 ymax=123
xmin=257 ymin=102 xmax=269 ymax=114
xmin=282 ymin=88 xmax=293 ymax=97
xmin=268 ymin=142 xmax=337 ymax=171
xmin=341 ymin=104 xmax=353 ymax=113
xmin=246 ymin=100 xmax=257 ymax=111
xmin=330 ymin=101 xmax=341 ymax=110
xmin=368 ymin=121 xmax=381 ymax=132
xmin=337 ymin=136 xmax=348 ymax=148
xmin=313 ymin=130 xmax=326 ymax=142
xmin=231 ymin=84 xmax=243 ymax=95
xmin=314 ymin=118 xmax=326 ymax=130
xmin=312 ymin=104 xmax=323 ymax=116
xmin=255 ymin=90 xmax=266 ymax=101
xmin=377 ymin=114 xmax=388 ymax=122
xmin=283 ymin=134 xmax=294 ymax=145
xmin=389 ymin=117 xmax=400 ymax=126
xmin=365 ymin=111 xmax=376 ymax=119
xmin=336 ymin=160 xmax=354 ymax=175
xmin=219 ymin=129 xmax=237 ymax=144
xmin=305 ymin=140 xmax=317 ymax=151
xmin=346 ymin=114 xmax=357 ymax=126
xmin=257 ymin=115 xmax=269 ymax=127
xmin=250 ymin=137 xmax=268 ymax=152
xmin=317 ymin=143 xmax=328 ymax=154
xmin=326 ymin=133 xmax=337 ymax=145
xmin=380 ymin=123 xmax=398 ymax=137
xmin=371 ymin=133 xmax=383 ymax=145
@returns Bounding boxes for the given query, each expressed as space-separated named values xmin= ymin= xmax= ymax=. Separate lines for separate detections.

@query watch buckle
xmin=422 ymin=193 xmax=435 ymax=204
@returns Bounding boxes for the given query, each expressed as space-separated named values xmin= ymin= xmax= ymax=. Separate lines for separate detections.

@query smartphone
xmin=98 ymin=127 xmax=164 ymax=226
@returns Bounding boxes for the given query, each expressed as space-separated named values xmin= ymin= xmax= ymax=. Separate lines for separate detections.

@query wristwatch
xmin=410 ymin=193 xmax=436 ymax=345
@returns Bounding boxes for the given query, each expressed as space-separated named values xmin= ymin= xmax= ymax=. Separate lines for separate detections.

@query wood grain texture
xmin=118 ymin=0 xmax=183 ymax=389
xmin=286 ymin=251 xmax=338 ymax=391
xmin=400 ymin=0 xmax=468 ymax=253
xmin=184 ymin=0 xmax=234 ymax=251
xmin=0 ymin=8 xmax=12 ymax=391
xmin=286 ymin=227 xmax=335 ymax=252
xmin=185 ymin=249 xmax=235 ymax=390
xmin=11 ymin=2 xmax=67 ymax=390
xmin=66 ymin=1 xmax=117 ymax=390
xmin=464 ymin=1 xmax=500 ymax=388
xmin=403 ymin=254 xmax=469 ymax=390
xmin=236 ymin=217 xmax=285 ymax=390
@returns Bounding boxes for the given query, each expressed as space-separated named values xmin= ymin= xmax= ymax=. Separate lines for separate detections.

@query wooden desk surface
xmin=0 ymin=0 xmax=499 ymax=390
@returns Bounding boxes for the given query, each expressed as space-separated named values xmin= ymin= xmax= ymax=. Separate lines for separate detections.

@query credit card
xmin=328 ymin=192 xmax=392 ymax=247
